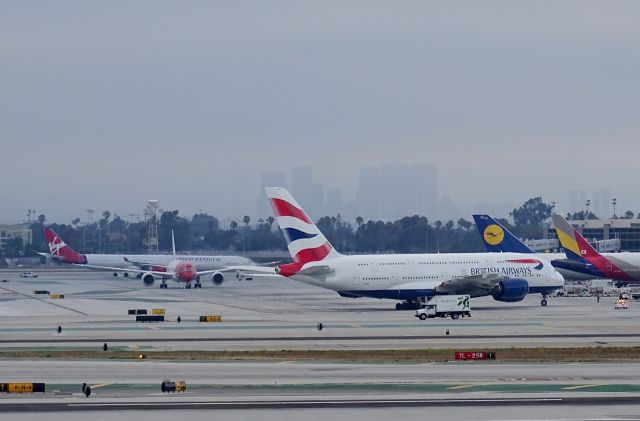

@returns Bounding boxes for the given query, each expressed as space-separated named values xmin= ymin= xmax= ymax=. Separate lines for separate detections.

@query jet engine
xmin=491 ymin=278 xmax=529 ymax=302
xmin=142 ymin=273 xmax=155 ymax=287
xmin=211 ymin=272 xmax=224 ymax=285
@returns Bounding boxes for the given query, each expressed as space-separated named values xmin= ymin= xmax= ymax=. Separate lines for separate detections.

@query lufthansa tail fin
xmin=42 ymin=228 xmax=87 ymax=264
xmin=473 ymin=214 xmax=534 ymax=254
xmin=265 ymin=187 xmax=341 ymax=267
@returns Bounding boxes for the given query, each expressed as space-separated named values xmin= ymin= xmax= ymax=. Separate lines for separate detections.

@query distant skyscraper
xmin=356 ymin=166 xmax=381 ymax=219
xmin=291 ymin=166 xmax=324 ymax=220
xmin=256 ymin=172 xmax=288 ymax=218
xmin=356 ymin=163 xmax=437 ymax=219
xmin=569 ymin=190 xmax=587 ymax=215
xmin=325 ymin=188 xmax=343 ymax=216
xmin=593 ymin=189 xmax=613 ymax=219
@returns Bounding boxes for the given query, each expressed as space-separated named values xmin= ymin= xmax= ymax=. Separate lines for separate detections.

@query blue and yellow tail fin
xmin=473 ymin=214 xmax=534 ymax=254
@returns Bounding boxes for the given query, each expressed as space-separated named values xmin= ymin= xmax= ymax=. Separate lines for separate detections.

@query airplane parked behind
xmin=473 ymin=214 xmax=596 ymax=281
xmin=41 ymin=228 xmax=254 ymax=288
xmin=552 ymin=214 xmax=640 ymax=284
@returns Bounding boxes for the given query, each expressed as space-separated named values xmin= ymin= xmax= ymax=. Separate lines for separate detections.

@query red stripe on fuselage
xmin=269 ymin=198 xmax=312 ymax=224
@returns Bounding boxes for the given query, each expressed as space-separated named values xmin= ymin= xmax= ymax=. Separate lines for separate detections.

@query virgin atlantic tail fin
xmin=42 ymin=228 xmax=87 ymax=264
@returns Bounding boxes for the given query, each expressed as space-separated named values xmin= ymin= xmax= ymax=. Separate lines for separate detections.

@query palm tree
xmin=243 ymin=215 xmax=251 ymax=230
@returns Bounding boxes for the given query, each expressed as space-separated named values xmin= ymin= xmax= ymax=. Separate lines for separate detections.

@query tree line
xmin=3 ymin=197 xmax=562 ymax=258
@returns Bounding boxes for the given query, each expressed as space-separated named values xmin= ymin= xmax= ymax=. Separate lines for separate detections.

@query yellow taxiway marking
xmin=447 ymin=384 xmax=479 ymax=390
xmin=562 ymin=384 xmax=600 ymax=390
xmin=349 ymin=324 xmax=362 ymax=328
xmin=89 ymin=383 xmax=111 ymax=389
xmin=128 ymin=345 xmax=139 ymax=350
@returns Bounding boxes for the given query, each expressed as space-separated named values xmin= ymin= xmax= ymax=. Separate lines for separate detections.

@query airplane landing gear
xmin=185 ymin=283 xmax=192 ymax=289
xmin=395 ymin=300 xmax=422 ymax=310
xmin=194 ymin=279 xmax=202 ymax=289
xmin=123 ymin=272 xmax=129 ymax=278
xmin=541 ymin=294 xmax=548 ymax=307
xmin=113 ymin=272 xmax=118 ymax=277
xmin=160 ymin=280 xmax=168 ymax=289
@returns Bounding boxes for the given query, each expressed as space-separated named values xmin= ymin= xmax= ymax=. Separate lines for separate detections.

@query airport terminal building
xmin=546 ymin=218 xmax=640 ymax=252
xmin=0 ymin=224 xmax=32 ymax=251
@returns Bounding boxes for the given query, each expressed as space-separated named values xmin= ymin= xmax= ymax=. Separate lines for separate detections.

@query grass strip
xmin=0 ymin=347 xmax=639 ymax=362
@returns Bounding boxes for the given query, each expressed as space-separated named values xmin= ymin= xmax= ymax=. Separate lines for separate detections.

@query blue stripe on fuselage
xmin=338 ymin=286 xmax=562 ymax=300
xmin=528 ymin=286 xmax=563 ymax=294
xmin=551 ymin=259 xmax=604 ymax=278
xmin=338 ymin=289 xmax=435 ymax=300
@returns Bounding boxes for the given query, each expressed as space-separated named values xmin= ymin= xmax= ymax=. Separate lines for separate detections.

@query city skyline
xmin=3 ymin=164 xmax=634 ymax=226
xmin=2 ymin=2 xmax=640 ymax=224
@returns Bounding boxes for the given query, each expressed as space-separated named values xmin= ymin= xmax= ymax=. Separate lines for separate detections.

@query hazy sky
xmin=2 ymin=1 xmax=639 ymax=223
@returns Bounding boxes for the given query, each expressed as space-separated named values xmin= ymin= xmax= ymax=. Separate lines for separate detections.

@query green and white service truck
xmin=415 ymin=295 xmax=471 ymax=320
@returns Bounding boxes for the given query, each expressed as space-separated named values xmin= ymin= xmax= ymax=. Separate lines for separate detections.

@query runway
xmin=1 ymin=269 xmax=639 ymax=351
xmin=3 ymin=395 xmax=640 ymax=412
xmin=1 ymin=269 xmax=640 ymax=420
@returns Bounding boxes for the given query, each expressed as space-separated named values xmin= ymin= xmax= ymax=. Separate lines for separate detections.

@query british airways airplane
xmin=264 ymin=187 xmax=564 ymax=309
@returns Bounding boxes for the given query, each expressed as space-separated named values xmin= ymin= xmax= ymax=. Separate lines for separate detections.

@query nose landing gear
xmin=541 ymin=294 xmax=548 ymax=307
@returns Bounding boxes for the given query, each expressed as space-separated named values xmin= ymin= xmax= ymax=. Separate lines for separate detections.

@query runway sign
xmin=0 ymin=383 xmax=45 ymax=393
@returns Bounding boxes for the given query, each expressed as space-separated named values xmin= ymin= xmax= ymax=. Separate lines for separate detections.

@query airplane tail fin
xmin=265 ymin=187 xmax=341 ymax=266
xmin=551 ymin=214 xmax=600 ymax=261
xmin=551 ymin=213 xmax=633 ymax=281
xmin=42 ymin=228 xmax=87 ymax=264
xmin=472 ymin=214 xmax=534 ymax=253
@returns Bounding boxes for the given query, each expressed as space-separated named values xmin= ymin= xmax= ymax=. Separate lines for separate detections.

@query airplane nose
xmin=554 ymin=270 xmax=565 ymax=285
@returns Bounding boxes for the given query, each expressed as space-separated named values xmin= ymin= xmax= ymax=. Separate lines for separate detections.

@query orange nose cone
xmin=176 ymin=262 xmax=197 ymax=282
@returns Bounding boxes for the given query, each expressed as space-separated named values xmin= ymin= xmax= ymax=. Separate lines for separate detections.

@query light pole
xmin=612 ymin=198 xmax=617 ymax=219
xmin=585 ymin=200 xmax=591 ymax=221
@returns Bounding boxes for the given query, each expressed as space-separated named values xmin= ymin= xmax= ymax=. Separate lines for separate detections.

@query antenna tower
xmin=145 ymin=200 xmax=159 ymax=253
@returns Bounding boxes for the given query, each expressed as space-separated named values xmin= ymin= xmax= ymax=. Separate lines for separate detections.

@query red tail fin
xmin=43 ymin=228 xmax=87 ymax=264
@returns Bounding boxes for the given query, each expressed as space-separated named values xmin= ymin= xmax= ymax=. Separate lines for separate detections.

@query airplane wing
xmin=196 ymin=265 xmax=280 ymax=281
xmin=122 ymin=257 xmax=168 ymax=271
xmin=66 ymin=264 xmax=169 ymax=277
xmin=297 ymin=265 xmax=333 ymax=276
xmin=434 ymin=273 xmax=506 ymax=294
xmin=38 ymin=252 xmax=69 ymax=263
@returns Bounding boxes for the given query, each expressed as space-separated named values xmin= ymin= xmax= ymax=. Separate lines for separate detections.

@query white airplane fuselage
xmin=82 ymin=254 xmax=253 ymax=272
xmin=288 ymin=252 xmax=564 ymax=300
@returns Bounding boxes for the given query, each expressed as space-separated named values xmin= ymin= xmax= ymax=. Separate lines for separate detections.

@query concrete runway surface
xmin=1 ymin=269 xmax=639 ymax=419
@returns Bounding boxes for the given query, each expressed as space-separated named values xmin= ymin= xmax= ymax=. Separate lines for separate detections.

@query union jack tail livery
xmin=266 ymin=187 xmax=340 ymax=276
xmin=43 ymin=228 xmax=87 ymax=264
